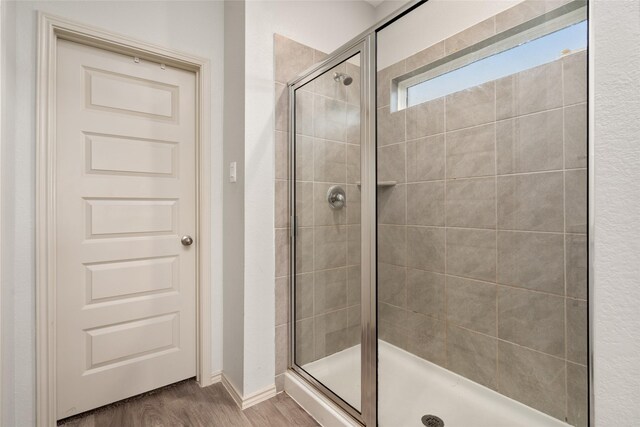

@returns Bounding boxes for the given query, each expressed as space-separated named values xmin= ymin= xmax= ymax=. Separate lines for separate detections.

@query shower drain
xmin=421 ymin=415 xmax=444 ymax=427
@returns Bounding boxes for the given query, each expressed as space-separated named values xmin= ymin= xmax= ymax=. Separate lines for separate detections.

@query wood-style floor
xmin=58 ymin=380 xmax=320 ymax=427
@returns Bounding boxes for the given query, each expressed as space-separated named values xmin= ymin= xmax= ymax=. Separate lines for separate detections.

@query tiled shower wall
xmin=273 ymin=35 xmax=361 ymax=390
xmin=376 ymin=2 xmax=587 ymax=426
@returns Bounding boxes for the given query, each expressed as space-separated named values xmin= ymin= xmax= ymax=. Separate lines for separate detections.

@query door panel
xmin=55 ymin=39 xmax=196 ymax=419
xmin=292 ymin=52 xmax=363 ymax=414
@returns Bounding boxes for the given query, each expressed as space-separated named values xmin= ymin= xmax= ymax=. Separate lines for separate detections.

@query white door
xmin=55 ymin=39 xmax=197 ymax=419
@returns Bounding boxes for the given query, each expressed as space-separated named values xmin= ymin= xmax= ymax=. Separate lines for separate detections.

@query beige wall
xmin=376 ymin=1 xmax=587 ymax=425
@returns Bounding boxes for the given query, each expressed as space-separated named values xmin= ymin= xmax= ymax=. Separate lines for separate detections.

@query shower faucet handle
xmin=327 ymin=185 xmax=346 ymax=210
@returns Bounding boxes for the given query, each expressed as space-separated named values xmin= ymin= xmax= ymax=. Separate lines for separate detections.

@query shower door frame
xmin=287 ymin=35 xmax=377 ymax=426
xmin=287 ymin=0 xmax=595 ymax=425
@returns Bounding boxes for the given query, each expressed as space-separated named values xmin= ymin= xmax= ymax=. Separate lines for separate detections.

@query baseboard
xmin=242 ymin=384 xmax=277 ymax=409
xmin=210 ymin=370 xmax=222 ymax=384
xmin=221 ymin=374 xmax=277 ymax=410
xmin=284 ymin=371 xmax=360 ymax=427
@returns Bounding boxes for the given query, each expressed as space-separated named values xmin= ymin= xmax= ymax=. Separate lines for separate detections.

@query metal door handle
xmin=181 ymin=235 xmax=194 ymax=246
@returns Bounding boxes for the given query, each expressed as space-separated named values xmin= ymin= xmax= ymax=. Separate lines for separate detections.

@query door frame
xmin=35 ymin=13 xmax=212 ymax=427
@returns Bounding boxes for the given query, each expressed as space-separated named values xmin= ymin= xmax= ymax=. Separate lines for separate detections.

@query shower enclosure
xmin=286 ymin=1 xmax=590 ymax=426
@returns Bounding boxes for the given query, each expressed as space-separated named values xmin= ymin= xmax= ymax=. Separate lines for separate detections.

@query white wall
xmin=1 ymin=1 xmax=17 ymax=425
xmin=1 ymin=2 xmax=224 ymax=425
xmin=222 ymin=0 xmax=246 ymax=394
xmin=592 ymin=0 xmax=640 ymax=424
xmin=242 ymin=0 xmax=376 ymax=395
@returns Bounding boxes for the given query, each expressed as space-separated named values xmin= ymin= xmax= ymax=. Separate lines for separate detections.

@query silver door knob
xmin=181 ymin=235 xmax=194 ymax=246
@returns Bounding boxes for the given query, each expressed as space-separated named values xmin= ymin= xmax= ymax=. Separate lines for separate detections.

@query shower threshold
xmin=303 ymin=340 xmax=570 ymax=427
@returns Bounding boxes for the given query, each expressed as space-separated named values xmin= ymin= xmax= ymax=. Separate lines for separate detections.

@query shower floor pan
xmin=303 ymin=340 xmax=569 ymax=427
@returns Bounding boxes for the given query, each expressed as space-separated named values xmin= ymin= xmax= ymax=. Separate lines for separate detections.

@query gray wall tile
xmin=275 ymin=180 xmax=289 ymax=228
xmin=314 ymin=183 xmax=346 ymax=226
xmin=276 ymin=277 xmax=290 ymax=327
xmin=314 ymin=226 xmax=347 ymax=270
xmin=378 ymin=142 xmax=406 ymax=183
xmin=407 ymin=268 xmax=445 ymax=319
xmin=378 ymin=224 xmax=406 ymax=266
xmin=346 ymin=62 xmax=361 ymax=107
xmin=446 ymin=177 xmax=496 ymax=229
xmin=275 ymin=228 xmax=290 ymax=278
xmin=314 ymin=63 xmax=347 ymax=101
xmin=314 ymin=268 xmax=347 ymax=314
xmin=314 ymin=140 xmax=346 ymax=183
xmin=347 ymin=104 xmax=361 ymax=144
xmin=378 ymin=107 xmax=406 ymax=146
xmin=405 ymin=312 xmax=447 ymax=366
xmin=564 ymin=103 xmax=588 ymax=169
xmin=446 ymin=228 xmax=496 ymax=281
xmin=295 ymin=90 xmax=314 ymax=136
xmin=295 ymin=273 xmax=314 ymax=320
xmin=377 ymin=61 xmax=406 ymax=108
xmin=295 ymin=135 xmax=314 ymax=181
xmin=406 ymin=182 xmax=445 ymax=226
xmin=379 ymin=262 xmax=407 ymax=307
xmin=496 ymin=61 xmax=563 ymax=118
xmin=498 ymin=341 xmax=566 ymax=419
xmin=496 ymin=109 xmax=563 ymax=174
xmin=314 ymin=308 xmax=349 ymax=358
xmin=563 ymin=51 xmax=587 ymax=106
xmin=295 ymin=318 xmax=315 ymax=365
xmin=347 ymin=225 xmax=361 ymax=266
xmin=296 ymin=227 xmax=314 ymax=273
xmin=498 ymin=286 xmax=565 ymax=356
xmin=447 ymin=325 xmax=498 ymax=389
xmin=296 ymin=182 xmax=314 ymax=227
xmin=567 ymin=362 xmax=588 ymax=427
xmin=565 ymin=169 xmax=587 ymax=233
xmin=407 ymin=135 xmax=445 ymax=182
xmin=566 ymin=234 xmax=588 ymax=299
xmin=346 ymin=184 xmax=361 ymax=225
xmin=446 ymin=124 xmax=496 ymax=178
xmin=275 ymin=324 xmax=288 ymax=375
xmin=378 ymin=184 xmax=407 ymax=225
xmin=497 ymin=172 xmax=564 ymax=232
xmin=275 ymin=131 xmax=288 ymax=180
xmin=447 ymin=276 xmax=497 ymax=335
xmin=346 ymin=144 xmax=360 ymax=184
xmin=275 ymin=34 xmax=315 ymax=84
xmin=446 ymin=81 xmax=496 ymax=131
xmin=497 ymin=231 xmax=564 ymax=294
xmin=407 ymin=226 xmax=446 ymax=273
xmin=314 ymin=95 xmax=347 ymax=142
xmin=566 ymin=298 xmax=588 ymax=365
xmin=379 ymin=302 xmax=409 ymax=349
xmin=275 ymin=83 xmax=288 ymax=132
xmin=347 ymin=266 xmax=361 ymax=306
xmin=406 ymin=98 xmax=445 ymax=140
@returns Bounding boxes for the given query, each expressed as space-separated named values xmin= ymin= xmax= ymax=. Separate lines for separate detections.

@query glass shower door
xmin=376 ymin=1 xmax=589 ymax=426
xmin=290 ymin=50 xmax=364 ymax=417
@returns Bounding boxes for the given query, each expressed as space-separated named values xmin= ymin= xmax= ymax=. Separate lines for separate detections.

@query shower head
xmin=333 ymin=72 xmax=353 ymax=86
